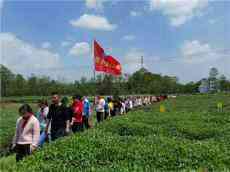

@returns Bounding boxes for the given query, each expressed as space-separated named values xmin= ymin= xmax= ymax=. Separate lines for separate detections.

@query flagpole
xmin=92 ymin=39 xmax=97 ymax=82
xmin=92 ymin=39 xmax=96 ymax=115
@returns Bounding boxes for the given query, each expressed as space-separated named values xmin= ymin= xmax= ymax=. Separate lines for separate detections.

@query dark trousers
xmin=72 ymin=122 xmax=83 ymax=133
xmin=115 ymin=108 xmax=120 ymax=116
xmin=83 ymin=116 xmax=90 ymax=129
xmin=15 ymin=144 xmax=31 ymax=162
xmin=51 ymin=128 xmax=65 ymax=141
xmin=104 ymin=111 xmax=109 ymax=120
xmin=96 ymin=112 xmax=104 ymax=123
xmin=110 ymin=109 xmax=116 ymax=117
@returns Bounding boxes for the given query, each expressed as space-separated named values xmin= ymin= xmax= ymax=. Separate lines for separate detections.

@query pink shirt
xmin=13 ymin=115 xmax=40 ymax=147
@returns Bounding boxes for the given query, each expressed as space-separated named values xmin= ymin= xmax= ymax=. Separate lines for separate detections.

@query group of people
xmin=11 ymin=93 xmax=167 ymax=161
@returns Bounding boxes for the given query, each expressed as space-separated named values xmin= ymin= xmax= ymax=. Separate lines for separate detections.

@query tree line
xmin=1 ymin=64 xmax=230 ymax=97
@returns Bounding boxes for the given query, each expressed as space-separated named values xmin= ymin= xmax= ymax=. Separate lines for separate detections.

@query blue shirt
xmin=83 ymin=99 xmax=91 ymax=117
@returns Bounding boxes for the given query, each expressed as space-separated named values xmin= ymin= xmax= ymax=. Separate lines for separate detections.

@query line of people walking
xmin=11 ymin=93 xmax=167 ymax=161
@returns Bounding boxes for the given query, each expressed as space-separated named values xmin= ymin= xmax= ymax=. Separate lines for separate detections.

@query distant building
xmin=199 ymin=79 xmax=209 ymax=93
xmin=199 ymin=78 xmax=219 ymax=93
xmin=209 ymin=79 xmax=219 ymax=92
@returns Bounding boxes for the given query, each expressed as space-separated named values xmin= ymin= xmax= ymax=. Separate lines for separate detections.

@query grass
xmin=0 ymin=94 xmax=230 ymax=171
xmin=0 ymin=103 xmax=22 ymax=157
xmin=0 ymin=96 xmax=48 ymax=103
xmin=0 ymin=155 xmax=16 ymax=172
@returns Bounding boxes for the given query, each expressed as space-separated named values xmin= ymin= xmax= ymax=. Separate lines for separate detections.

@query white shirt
xmin=96 ymin=98 xmax=105 ymax=112
xmin=129 ymin=100 xmax=133 ymax=109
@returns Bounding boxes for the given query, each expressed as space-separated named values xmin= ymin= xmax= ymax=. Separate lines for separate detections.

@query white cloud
xmin=70 ymin=14 xmax=116 ymax=31
xmin=61 ymin=41 xmax=71 ymax=47
xmin=122 ymin=35 xmax=136 ymax=41
xmin=69 ymin=42 xmax=90 ymax=57
xmin=122 ymin=40 xmax=230 ymax=83
xmin=146 ymin=40 xmax=230 ymax=82
xmin=177 ymin=40 xmax=229 ymax=81
xmin=130 ymin=11 xmax=142 ymax=17
xmin=85 ymin=0 xmax=106 ymax=10
xmin=0 ymin=33 xmax=99 ymax=82
xmin=149 ymin=0 xmax=208 ymax=26
xmin=0 ymin=33 xmax=64 ymax=79
xmin=180 ymin=40 xmax=220 ymax=64
xmin=41 ymin=42 xmax=52 ymax=49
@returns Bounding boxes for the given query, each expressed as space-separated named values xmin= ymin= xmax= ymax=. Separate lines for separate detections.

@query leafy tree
xmin=80 ymin=77 xmax=87 ymax=84
xmin=27 ymin=75 xmax=38 ymax=95
xmin=1 ymin=64 xmax=229 ymax=97
xmin=14 ymin=74 xmax=27 ymax=96
xmin=219 ymin=74 xmax=229 ymax=91
xmin=0 ymin=65 xmax=15 ymax=96
xmin=209 ymin=67 xmax=219 ymax=80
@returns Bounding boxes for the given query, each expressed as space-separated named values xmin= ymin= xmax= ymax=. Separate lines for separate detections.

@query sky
xmin=0 ymin=0 xmax=230 ymax=83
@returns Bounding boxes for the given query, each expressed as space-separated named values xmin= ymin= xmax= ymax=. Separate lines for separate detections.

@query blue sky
xmin=1 ymin=0 xmax=230 ymax=83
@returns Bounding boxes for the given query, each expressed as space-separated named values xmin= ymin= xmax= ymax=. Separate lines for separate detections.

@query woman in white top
xmin=95 ymin=96 xmax=105 ymax=123
xmin=12 ymin=104 xmax=40 ymax=162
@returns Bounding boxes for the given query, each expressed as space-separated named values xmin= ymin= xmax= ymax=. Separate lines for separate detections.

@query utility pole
xmin=141 ymin=56 xmax=144 ymax=68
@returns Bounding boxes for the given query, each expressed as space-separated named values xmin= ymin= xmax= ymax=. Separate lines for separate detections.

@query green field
xmin=0 ymin=96 xmax=48 ymax=103
xmin=0 ymin=94 xmax=230 ymax=171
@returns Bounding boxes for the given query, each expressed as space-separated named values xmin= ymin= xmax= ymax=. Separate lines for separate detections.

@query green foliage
xmin=0 ymin=155 xmax=16 ymax=172
xmin=209 ymin=67 xmax=219 ymax=80
xmin=3 ymin=65 xmax=230 ymax=97
xmin=0 ymin=94 xmax=229 ymax=171
xmin=0 ymin=65 xmax=96 ymax=97
xmin=0 ymin=104 xmax=19 ymax=157
xmin=127 ymin=68 xmax=179 ymax=94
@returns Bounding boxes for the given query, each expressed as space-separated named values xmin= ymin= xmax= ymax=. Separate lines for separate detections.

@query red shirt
xmin=72 ymin=100 xmax=83 ymax=123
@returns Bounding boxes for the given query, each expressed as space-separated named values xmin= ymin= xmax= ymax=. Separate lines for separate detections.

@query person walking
xmin=36 ymin=99 xmax=49 ymax=146
xmin=95 ymin=96 xmax=105 ymax=123
xmin=71 ymin=95 xmax=84 ymax=133
xmin=120 ymin=99 xmax=126 ymax=115
xmin=45 ymin=92 xmax=70 ymax=141
xmin=104 ymin=97 xmax=110 ymax=120
xmin=108 ymin=97 xmax=114 ymax=117
xmin=12 ymin=104 xmax=40 ymax=162
xmin=83 ymin=96 xmax=91 ymax=129
xmin=61 ymin=97 xmax=72 ymax=135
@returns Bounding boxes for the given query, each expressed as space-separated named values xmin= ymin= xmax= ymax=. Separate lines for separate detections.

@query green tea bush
xmin=1 ymin=94 xmax=230 ymax=171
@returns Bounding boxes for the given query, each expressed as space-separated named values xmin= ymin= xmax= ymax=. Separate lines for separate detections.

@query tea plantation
xmin=1 ymin=94 xmax=230 ymax=171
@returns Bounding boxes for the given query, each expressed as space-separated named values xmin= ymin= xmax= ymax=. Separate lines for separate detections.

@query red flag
xmin=94 ymin=40 xmax=121 ymax=76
